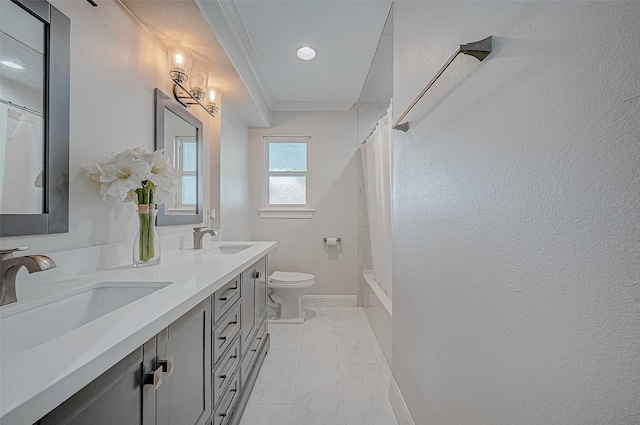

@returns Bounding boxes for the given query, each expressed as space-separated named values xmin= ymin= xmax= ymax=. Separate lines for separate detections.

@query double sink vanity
xmin=0 ymin=240 xmax=276 ymax=425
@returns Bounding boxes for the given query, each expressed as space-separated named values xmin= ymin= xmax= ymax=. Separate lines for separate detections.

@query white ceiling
xmin=230 ymin=0 xmax=392 ymax=111
xmin=121 ymin=0 xmax=392 ymax=126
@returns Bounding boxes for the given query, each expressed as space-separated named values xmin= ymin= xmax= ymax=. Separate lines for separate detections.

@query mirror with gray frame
xmin=154 ymin=88 xmax=204 ymax=226
xmin=0 ymin=0 xmax=70 ymax=237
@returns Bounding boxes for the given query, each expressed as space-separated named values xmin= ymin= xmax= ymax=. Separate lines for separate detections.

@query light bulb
xmin=168 ymin=44 xmax=193 ymax=83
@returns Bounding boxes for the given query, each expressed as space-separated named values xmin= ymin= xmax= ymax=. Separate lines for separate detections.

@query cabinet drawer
xmin=213 ymin=371 xmax=240 ymax=425
xmin=213 ymin=334 xmax=240 ymax=407
xmin=214 ymin=276 xmax=240 ymax=323
xmin=214 ymin=302 xmax=241 ymax=365
xmin=241 ymin=317 xmax=267 ymax=385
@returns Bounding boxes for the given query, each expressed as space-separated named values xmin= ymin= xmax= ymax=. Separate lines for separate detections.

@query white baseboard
xmin=300 ymin=295 xmax=357 ymax=308
xmin=389 ymin=376 xmax=415 ymax=425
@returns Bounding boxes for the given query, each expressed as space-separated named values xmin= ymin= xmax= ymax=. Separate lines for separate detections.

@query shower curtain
xmin=0 ymin=105 xmax=44 ymax=214
xmin=360 ymin=105 xmax=393 ymax=299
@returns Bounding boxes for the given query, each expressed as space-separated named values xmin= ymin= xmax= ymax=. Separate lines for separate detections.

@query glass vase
xmin=133 ymin=205 xmax=161 ymax=267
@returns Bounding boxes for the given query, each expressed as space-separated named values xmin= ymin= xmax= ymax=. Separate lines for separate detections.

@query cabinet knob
xmin=253 ymin=271 xmax=262 ymax=279
xmin=144 ymin=366 xmax=163 ymax=390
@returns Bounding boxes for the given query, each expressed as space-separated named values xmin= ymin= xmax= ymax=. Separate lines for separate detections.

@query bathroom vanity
xmin=0 ymin=241 xmax=275 ymax=425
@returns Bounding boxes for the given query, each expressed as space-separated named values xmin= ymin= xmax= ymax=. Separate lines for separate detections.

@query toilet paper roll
xmin=325 ymin=238 xmax=338 ymax=247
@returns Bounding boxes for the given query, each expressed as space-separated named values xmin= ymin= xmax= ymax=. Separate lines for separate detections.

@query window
xmin=174 ymin=136 xmax=197 ymax=209
xmin=260 ymin=137 xmax=313 ymax=218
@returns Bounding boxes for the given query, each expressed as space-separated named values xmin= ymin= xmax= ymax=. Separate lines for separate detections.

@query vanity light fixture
xmin=168 ymin=45 xmax=193 ymax=84
xmin=168 ymin=44 xmax=219 ymax=118
xmin=205 ymin=86 xmax=222 ymax=116
xmin=296 ymin=46 xmax=317 ymax=61
xmin=190 ymin=71 xmax=208 ymax=101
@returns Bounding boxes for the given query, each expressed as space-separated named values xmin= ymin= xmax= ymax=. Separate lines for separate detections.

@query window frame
xmin=172 ymin=135 xmax=197 ymax=211
xmin=260 ymin=136 xmax=314 ymax=218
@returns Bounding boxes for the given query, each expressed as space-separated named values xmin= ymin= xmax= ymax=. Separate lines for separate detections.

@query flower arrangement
xmin=86 ymin=147 xmax=179 ymax=265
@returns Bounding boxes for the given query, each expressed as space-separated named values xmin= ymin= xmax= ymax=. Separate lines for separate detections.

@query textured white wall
xmin=220 ymin=101 xmax=251 ymax=240
xmin=0 ymin=0 xmax=220 ymax=253
xmin=392 ymin=2 xmax=640 ymax=424
xmin=249 ymin=110 xmax=358 ymax=295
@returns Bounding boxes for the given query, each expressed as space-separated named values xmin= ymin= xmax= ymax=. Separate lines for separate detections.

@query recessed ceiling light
xmin=1 ymin=60 xmax=24 ymax=70
xmin=296 ymin=46 xmax=316 ymax=61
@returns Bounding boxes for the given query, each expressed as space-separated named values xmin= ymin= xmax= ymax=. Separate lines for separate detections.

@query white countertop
xmin=0 ymin=241 xmax=276 ymax=425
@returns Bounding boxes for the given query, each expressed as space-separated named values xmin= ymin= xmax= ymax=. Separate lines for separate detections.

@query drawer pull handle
xmin=219 ymin=355 xmax=239 ymax=379
xmin=218 ymin=320 xmax=239 ymax=341
xmin=219 ymin=389 xmax=238 ymax=417
xmin=218 ymin=287 xmax=238 ymax=301
xmin=160 ymin=355 xmax=174 ymax=376
xmin=143 ymin=366 xmax=163 ymax=390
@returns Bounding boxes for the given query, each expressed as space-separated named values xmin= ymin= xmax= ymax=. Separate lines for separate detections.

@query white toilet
xmin=268 ymin=271 xmax=315 ymax=323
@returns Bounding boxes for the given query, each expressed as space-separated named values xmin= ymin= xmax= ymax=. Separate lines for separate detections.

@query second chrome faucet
xmin=193 ymin=226 xmax=219 ymax=249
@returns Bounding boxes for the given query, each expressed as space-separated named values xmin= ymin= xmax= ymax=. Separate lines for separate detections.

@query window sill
xmin=258 ymin=208 xmax=315 ymax=219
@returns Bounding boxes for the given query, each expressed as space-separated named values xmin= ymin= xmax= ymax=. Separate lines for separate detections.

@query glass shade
xmin=168 ymin=44 xmax=193 ymax=83
xmin=190 ymin=71 xmax=208 ymax=100
xmin=205 ymin=85 xmax=222 ymax=115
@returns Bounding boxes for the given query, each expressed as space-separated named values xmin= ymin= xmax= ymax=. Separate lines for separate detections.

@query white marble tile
xmin=291 ymin=380 xmax=347 ymax=425
xmin=303 ymin=308 xmax=335 ymax=338
xmin=335 ymin=327 xmax=378 ymax=364
xmin=239 ymin=403 xmax=292 ymax=425
xmin=358 ymin=308 xmax=391 ymax=370
xmin=342 ymin=384 xmax=398 ymax=425
xmin=377 ymin=359 xmax=392 ymax=388
xmin=249 ymin=349 xmax=299 ymax=403
xmin=297 ymin=337 xmax=340 ymax=381
xmin=340 ymin=364 xmax=398 ymax=425
xmin=339 ymin=363 xmax=387 ymax=394
xmin=332 ymin=308 xmax=364 ymax=328
xmin=269 ymin=324 xmax=304 ymax=349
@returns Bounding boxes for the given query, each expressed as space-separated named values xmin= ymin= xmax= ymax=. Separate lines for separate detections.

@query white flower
xmin=86 ymin=147 xmax=179 ymax=204
xmin=84 ymin=164 xmax=102 ymax=182
xmin=148 ymin=150 xmax=180 ymax=192
xmin=96 ymin=149 xmax=151 ymax=201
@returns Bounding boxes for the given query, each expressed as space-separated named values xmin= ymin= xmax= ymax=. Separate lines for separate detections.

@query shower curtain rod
xmin=0 ymin=98 xmax=44 ymax=117
xmin=392 ymin=36 xmax=492 ymax=132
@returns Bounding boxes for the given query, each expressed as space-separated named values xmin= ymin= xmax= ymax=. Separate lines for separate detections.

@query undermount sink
xmin=214 ymin=245 xmax=253 ymax=254
xmin=0 ymin=281 xmax=171 ymax=352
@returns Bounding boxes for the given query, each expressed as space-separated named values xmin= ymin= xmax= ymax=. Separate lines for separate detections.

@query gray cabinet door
xmin=38 ymin=338 xmax=157 ymax=425
xmin=254 ymin=257 xmax=268 ymax=323
xmin=241 ymin=267 xmax=256 ymax=354
xmin=157 ymin=300 xmax=212 ymax=425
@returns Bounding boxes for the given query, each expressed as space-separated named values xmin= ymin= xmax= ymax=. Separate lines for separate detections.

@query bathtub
xmin=362 ymin=271 xmax=392 ymax=364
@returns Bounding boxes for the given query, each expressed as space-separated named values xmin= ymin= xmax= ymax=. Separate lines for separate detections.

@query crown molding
xmin=216 ymin=0 xmax=274 ymax=106
xmin=195 ymin=0 xmax=272 ymax=126
xmin=272 ymin=101 xmax=355 ymax=112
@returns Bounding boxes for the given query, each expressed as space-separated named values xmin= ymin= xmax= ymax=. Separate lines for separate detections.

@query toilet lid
xmin=270 ymin=271 xmax=315 ymax=284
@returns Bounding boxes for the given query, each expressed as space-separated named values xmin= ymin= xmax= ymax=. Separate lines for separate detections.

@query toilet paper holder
xmin=323 ymin=238 xmax=341 ymax=243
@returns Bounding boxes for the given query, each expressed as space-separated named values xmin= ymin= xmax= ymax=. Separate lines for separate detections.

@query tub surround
xmin=0 ymin=240 xmax=276 ymax=424
xmin=362 ymin=271 xmax=392 ymax=365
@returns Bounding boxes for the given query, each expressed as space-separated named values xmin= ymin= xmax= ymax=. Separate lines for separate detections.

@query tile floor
xmin=239 ymin=307 xmax=398 ymax=425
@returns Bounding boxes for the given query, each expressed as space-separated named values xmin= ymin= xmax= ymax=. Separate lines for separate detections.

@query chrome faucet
xmin=0 ymin=247 xmax=57 ymax=306
xmin=193 ymin=226 xmax=219 ymax=250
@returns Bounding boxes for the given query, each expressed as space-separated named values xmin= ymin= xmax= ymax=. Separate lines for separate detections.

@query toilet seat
xmin=269 ymin=271 xmax=315 ymax=285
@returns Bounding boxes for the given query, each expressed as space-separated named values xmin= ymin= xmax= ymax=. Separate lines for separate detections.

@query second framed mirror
xmin=154 ymin=88 xmax=204 ymax=226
